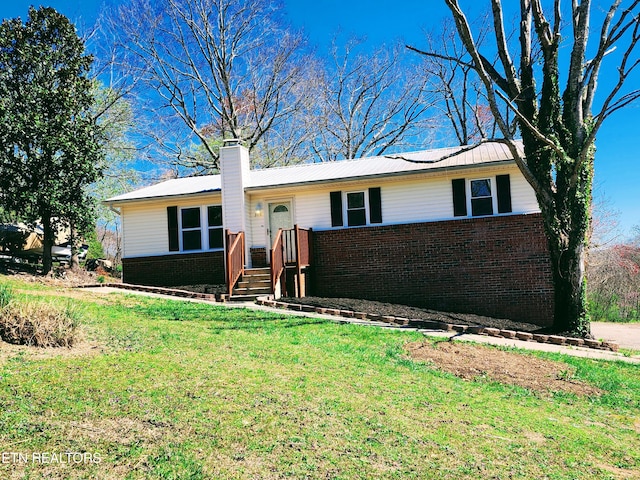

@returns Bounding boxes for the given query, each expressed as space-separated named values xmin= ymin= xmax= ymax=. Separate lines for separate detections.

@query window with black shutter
xmin=452 ymin=175 xmax=513 ymax=218
xmin=330 ymin=191 xmax=343 ymax=227
xmin=368 ymin=187 xmax=382 ymax=224
xmin=167 ymin=206 xmax=179 ymax=251
xmin=168 ymin=204 xmax=224 ymax=252
xmin=470 ymin=179 xmax=494 ymax=216
xmin=496 ymin=174 xmax=512 ymax=213
xmin=331 ymin=188 xmax=383 ymax=227
xmin=181 ymin=207 xmax=202 ymax=250
xmin=346 ymin=192 xmax=367 ymax=226
xmin=452 ymin=179 xmax=467 ymax=217
xmin=207 ymin=205 xmax=224 ymax=249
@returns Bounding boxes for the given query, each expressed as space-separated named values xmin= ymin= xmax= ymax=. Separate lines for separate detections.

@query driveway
xmin=591 ymin=322 xmax=640 ymax=350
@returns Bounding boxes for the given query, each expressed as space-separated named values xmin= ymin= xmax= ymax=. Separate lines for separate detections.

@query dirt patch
xmin=16 ymin=287 xmax=112 ymax=305
xmin=405 ymin=340 xmax=602 ymax=396
xmin=0 ymin=260 xmax=119 ymax=288
xmin=284 ymin=296 xmax=541 ymax=332
xmin=0 ymin=338 xmax=106 ymax=362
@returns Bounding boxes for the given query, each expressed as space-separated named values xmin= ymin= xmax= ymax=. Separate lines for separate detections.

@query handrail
xmin=226 ymin=230 xmax=245 ymax=296
xmin=270 ymin=225 xmax=313 ymax=298
xmin=270 ymin=229 xmax=286 ymax=296
xmin=294 ymin=225 xmax=312 ymax=296
xmin=294 ymin=225 xmax=312 ymax=267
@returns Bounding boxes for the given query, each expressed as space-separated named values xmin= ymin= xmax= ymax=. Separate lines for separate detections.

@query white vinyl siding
xmin=121 ymin=204 xmax=169 ymax=258
xmin=120 ymin=164 xmax=539 ymax=258
xmin=245 ymin=164 xmax=539 ymax=250
xmin=120 ymin=194 xmax=222 ymax=258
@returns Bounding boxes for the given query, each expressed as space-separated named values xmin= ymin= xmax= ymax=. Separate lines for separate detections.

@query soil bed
xmin=283 ymin=296 xmax=541 ymax=332
xmin=405 ymin=340 xmax=601 ymax=396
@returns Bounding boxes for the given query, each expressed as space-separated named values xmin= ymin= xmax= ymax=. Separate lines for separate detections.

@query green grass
xmin=1 ymin=275 xmax=639 ymax=479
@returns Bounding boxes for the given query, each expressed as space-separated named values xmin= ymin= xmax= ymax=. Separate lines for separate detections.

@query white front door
xmin=268 ymin=201 xmax=293 ymax=248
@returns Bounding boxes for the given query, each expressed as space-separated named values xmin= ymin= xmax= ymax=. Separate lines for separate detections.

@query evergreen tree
xmin=0 ymin=7 xmax=104 ymax=273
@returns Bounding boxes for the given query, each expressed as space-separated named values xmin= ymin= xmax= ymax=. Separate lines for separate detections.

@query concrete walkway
xmin=591 ymin=322 xmax=640 ymax=350
xmin=83 ymin=286 xmax=640 ymax=364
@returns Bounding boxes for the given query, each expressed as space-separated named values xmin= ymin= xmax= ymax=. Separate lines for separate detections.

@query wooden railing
xmin=294 ymin=225 xmax=312 ymax=267
xmin=281 ymin=228 xmax=297 ymax=264
xmin=270 ymin=229 xmax=286 ymax=297
xmin=293 ymin=225 xmax=312 ymax=296
xmin=270 ymin=225 xmax=312 ymax=297
xmin=226 ymin=230 xmax=245 ymax=296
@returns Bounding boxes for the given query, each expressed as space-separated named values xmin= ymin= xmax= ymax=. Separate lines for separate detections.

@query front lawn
xmin=1 ymin=275 xmax=638 ymax=479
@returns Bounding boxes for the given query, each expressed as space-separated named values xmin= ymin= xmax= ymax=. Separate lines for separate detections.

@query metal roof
xmin=106 ymin=141 xmax=522 ymax=204
xmin=106 ymin=175 xmax=222 ymax=203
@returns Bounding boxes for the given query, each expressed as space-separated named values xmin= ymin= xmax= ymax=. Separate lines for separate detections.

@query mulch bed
xmin=283 ymin=296 xmax=541 ymax=332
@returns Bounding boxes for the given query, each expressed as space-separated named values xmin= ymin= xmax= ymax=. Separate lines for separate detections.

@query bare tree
xmin=309 ymin=39 xmax=435 ymax=162
xmin=102 ymin=0 xmax=313 ymax=173
xmin=411 ymin=18 xmax=504 ymax=145
xmin=409 ymin=0 xmax=640 ymax=335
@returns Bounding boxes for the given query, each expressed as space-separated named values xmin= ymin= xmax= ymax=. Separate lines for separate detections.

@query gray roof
xmin=107 ymin=175 xmax=222 ymax=203
xmin=106 ymin=141 xmax=522 ymax=204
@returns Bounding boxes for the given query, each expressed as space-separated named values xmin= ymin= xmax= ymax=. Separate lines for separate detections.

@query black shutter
xmin=330 ymin=191 xmax=343 ymax=227
xmin=452 ymin=179 xmax=467 ymax=217
xmin=368 ymin=187 xmax=382 ymax=224
xmin=496 ymin=174 xmax=512 ymax=213
xmin=167 ymin=206 xmax=179 ymax=251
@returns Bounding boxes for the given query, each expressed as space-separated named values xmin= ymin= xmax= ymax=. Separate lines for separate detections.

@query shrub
xmin=587 ymin=244 xmax=640 ymax=322
xmin=0 ymin=300 xmax=83 ymax=347
xmin=0 ymin=284 xmax=13 ymax=309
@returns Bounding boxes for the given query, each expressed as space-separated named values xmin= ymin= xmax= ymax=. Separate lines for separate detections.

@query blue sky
xmin=2 ymin=1 xmax=639 ymax=235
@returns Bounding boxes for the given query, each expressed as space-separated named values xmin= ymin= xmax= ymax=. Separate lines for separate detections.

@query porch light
xmin=255 ymin=202 xmax=263 ymax=217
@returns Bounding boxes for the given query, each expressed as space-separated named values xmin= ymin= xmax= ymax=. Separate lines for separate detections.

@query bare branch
xmin=443 ymin=0 xmax=550 ymax=205
xmin=405 ymin=45 xmax=474 ymax=69
xmin=583 ymin=0 xmax=640 ymax=114
xmin=386 ymin=138 xmax=515 ymax=164
xmin=101 ymin=0 xmax=314 ymax=172
xmin=494 ymin=89 xmax=565 ymax=159
xmin=310 ymin=39 xmax=434 ymax=161
xmin=490 ymin=0 xmax=520 ymax=95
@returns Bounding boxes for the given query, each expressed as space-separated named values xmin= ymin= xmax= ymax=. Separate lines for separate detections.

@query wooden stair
xmin=230 ymin=267 xmax=272 ymax=300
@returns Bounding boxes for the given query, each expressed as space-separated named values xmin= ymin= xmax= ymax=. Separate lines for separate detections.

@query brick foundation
xmin=310 ymin=213 xmax=554 ymax=326
xmin=122 ymin=251 xmax=225 ymax=287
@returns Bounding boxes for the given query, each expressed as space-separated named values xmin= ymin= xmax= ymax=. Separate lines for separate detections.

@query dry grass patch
xmin=1 ymin=295 xmax=83 ymax=347
xmin=52 ymin=418 xmax=172 ymax=446
xmin=0 ymin=339 xmax=104 ymax=362
xmin=405 ymin=340 xmax=602 ymax=396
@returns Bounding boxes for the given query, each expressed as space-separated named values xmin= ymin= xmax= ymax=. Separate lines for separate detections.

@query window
xmin=169 ymin=205 xmax=224 ymax=252
xmin=330 ymin=188 xmax=382 ymax=227
xmin=181 ymin=207 xmax=202 ymax=250
xmin=347 ymin=191 xmax=367 ymax=226
xmin=470 ymin=178 xmax=494 ymax=216
xmin=451 ymin=175 xmax=512 ymax=218
xmin=207 ymin=205 xmax=223 ymax=249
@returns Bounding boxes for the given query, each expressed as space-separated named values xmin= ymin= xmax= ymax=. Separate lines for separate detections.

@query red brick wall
xmin=310 ymin=213 xmax=554 ymax=326
xmin=122 ymin=251 xmax=225 ymax=287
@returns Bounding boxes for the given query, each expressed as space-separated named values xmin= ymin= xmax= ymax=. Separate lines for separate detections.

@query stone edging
xmin=76 ymin=283 xmax=224 ymax=301
xmin=74 ymin=285 xmax=619 ymax=353
xmin=255 ymin=297 xmax=620 ymax=353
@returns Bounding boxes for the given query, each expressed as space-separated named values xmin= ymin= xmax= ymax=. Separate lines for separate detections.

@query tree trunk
xmin=41 ymin=214 xmax=54 ymax=275
xmin=526 ymin=140 xmax=593 ymax=336
xmin=548 ymin=239 xmax=590 ymax=336
xmin=69 ymin=224 xmax=80 ymax=271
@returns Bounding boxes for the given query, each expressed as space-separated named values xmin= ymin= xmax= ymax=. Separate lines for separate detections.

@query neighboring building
xmin=105 ymin=141 xmax=554 ymax=326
